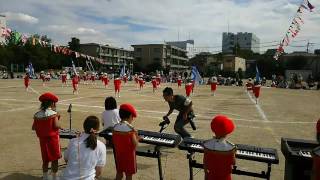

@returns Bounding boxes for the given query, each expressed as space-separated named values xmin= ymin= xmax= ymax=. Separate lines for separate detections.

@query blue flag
xmin=71 ymin=60 xmax=78 ymax=75
xmin=191 ymin=66 xmax=202 ymax=85
xmin=120 ymin=64 xmax=126 ymax=77
xmin=256 ymin=65 xmax=261 ymax=82
xmin=28 ymin=62 xmax=35 ymax=77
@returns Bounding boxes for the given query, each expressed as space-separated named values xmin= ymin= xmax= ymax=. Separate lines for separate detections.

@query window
xmin=154 ymin=48 xmax=161 ymax=53
xmin=136 ymin=48 xmax=142 ymax=52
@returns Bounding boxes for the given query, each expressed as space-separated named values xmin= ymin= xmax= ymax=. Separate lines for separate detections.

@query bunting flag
xmin=0 ymin=27 xmax=111 ymax=66
xmin=274 ymin=0 xmax=315 ymax=60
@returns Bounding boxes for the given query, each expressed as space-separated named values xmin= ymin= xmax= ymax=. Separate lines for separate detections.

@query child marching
xmin=24 ymin=72 xmax=30 ymax=91
xmin=72 ymin=74 xmax=79 ymax=95
xmin=112 ymin=103 xmax=140 ymax=180
xmin=151 ymin=76 xmax=158 ymax=93
xmin=210 ymin=76 xmax=218 ymax=96
xmin=32 ymin=92 xmax=61 ymax=180
xmin=114 ymin=77 xmax=122 ymax=98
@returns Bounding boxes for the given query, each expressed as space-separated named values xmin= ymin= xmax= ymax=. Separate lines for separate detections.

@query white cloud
xmin=43 ymin=25 xmax=99 ymax=35
xmin=1 ymin=0 xmax=320 ymax=52
xmin=76 ymin=27 xmax=97 ymax=34
xmin=3 ymin=12 xmax=38 ymax=24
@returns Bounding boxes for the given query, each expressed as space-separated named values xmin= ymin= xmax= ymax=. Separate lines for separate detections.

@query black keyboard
xmin=138 ymin=130 xmax=182 ymax=147
xmin=179 ymin=137 xmax=279 ymax=164
xmin=99 ymin=128 xmax=113 ymax=140
xmin=59 ymin=129 xmax=79 ymax=139
xmin=99 ymin=129 xmax=182 ymax=147
xmin=281 ymin=138 xmax=319 ymax=161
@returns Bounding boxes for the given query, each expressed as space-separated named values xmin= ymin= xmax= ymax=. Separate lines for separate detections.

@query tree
xmin=285 ymin=56 xmax=308 ymax=70
xmin=145 ymin=62 xmax=163 ymax=73
xmin=237 ymin=68 xmax=244 ymax=79
xmin=68 ymin=37 xmax=80 ymax=51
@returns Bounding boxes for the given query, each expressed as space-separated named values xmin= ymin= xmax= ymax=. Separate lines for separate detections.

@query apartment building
xmin=131 ymin=44 xmax=189 ymax=71
xmin=80 ymin=43 xmax=134 ymax=72
xmin=222 ymin=32 xmax=260 ymax=54
xmin=166 ymin=40 xmax=195 ymax=58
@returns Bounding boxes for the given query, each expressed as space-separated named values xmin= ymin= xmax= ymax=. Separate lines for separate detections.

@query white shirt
xmin=203 ymin=137 xmax=234 ymax=151
xmin=102 ymin=109 xmax=121 ymax=129
xmin=61 ymin=133 xmax=106 ymax=180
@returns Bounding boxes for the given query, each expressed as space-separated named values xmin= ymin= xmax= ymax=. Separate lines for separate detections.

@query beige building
xmin=0 ymin=15 xmax=6 ymax=44
xmin=131 ymin=44 xmax=188 ymax=72
xmin=80 ymin=43 xmax=134 ymax=72
xmin=223 ymin=55 xmax=246 ymax=72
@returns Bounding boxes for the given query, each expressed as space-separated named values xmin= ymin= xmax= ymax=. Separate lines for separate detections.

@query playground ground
xmin=0 ymin=79 xmax=319 ymax=180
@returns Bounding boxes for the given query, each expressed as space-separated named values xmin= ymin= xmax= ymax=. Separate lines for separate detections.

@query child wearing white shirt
xmin=61 ymin=116 xmax=106 ymax=180
xmin=102 ymin=96 xmax=121 ymax=130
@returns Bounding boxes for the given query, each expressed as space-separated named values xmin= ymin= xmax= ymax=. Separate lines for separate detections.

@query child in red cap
xmin=177 ymin=76 xmax=182 ymax=88
xmin=71 ymin=74 xmax=79 ymax=95
xmin=24 ymin=72 xmax=30 ymax=91
xmin=61 ymin=71 xmax=67 ymax=87
xmin=185 ymin=82 xmax=193 ymax=97
xmin=114 ymin=77 xmax=122 ymax=98
xmin=203 ymin=115 xmax=236 ymax=180
xmin=102 ymin=73 xmax=109 ymax=88
xmin=32 ymin=92 xmax=61 ymax=180
xmin=210 ymin=76 xmax=218 ymax=96
xmin=151 ymin=77 xmax=158 ymax=93
xmin=253 ymin=83 xmax=261 ymax=104
xmin=138 ymin=77 xmax=145 ymax=91
xmin=112 ymin=103 xmax=140 ymax=180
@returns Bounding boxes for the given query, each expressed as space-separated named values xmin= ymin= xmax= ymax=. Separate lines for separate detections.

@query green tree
xmin=68 ymin=37 xmax=80 ymax=51
xmin=237 ymin=68 xmax=244 ymax=79
xmin=145 ymin=62 xmax=163 ymax=73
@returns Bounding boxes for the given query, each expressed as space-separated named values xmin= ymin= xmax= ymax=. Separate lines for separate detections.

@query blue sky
xmin=0 ymin=0 xmax=320 ymax=53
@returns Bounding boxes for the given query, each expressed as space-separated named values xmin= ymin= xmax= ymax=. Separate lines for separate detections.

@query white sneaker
xmin=43 ymin=173 xmax=48 ymax=180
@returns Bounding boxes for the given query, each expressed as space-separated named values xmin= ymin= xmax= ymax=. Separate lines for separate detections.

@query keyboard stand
xmin=136 ymin=145 xmax=163 ymax=180
xmin=186 ymin=152 xmax=273 ymax=180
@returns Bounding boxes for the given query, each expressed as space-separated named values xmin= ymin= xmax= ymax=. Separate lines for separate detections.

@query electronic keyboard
xmin=179 ymin=137 xmax=279 ymax=164
xmin=281 ymin=138 xmax=319 ymax=160
xmin=59 ymin=128 xmax=79 ymax=139
xmin=99 ymin=128 xmax=182 ymax=148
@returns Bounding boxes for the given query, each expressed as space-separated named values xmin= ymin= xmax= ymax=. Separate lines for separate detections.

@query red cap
xmin=39 ymin=92 xmax=59 ymax=102
xmin=120 ymin=103 xmax=137 ymax=118
xmin=211 ymin=115 xmax=235 ymax=137
xmin=317 ymin=119 xmax=320 ymax=133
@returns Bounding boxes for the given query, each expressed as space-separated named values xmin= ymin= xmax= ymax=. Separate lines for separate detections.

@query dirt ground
xmin=0 ymin=79 xmax=319 ymax=180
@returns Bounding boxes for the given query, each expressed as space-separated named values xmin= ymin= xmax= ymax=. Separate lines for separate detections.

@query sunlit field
xmin=0 ymin=79 xmax=319 ymax=180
